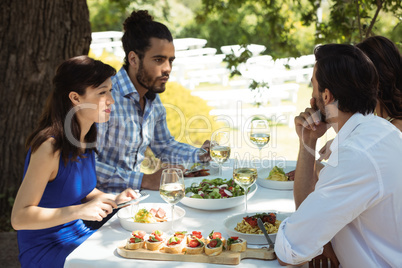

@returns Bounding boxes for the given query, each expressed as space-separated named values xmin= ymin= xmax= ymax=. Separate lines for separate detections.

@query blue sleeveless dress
xmin=17 ymin=149 xmax=97 ymax=268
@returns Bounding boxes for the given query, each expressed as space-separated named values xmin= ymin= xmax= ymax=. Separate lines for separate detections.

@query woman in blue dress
xmin=11 ymin=56 xmax=138 ymax=268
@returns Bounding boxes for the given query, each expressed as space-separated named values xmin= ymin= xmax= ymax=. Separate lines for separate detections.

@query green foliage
xmin=301 ymin=0 xmax=401 ymax=43
xmin=160 ymin=82 xmax=224 ymax=147
xmin=89 ymin=0 xmax=199 ymax=37
xmin=180 ymin=0 xmax=316 ymax=58
xmin=88 ymin=0 xmax=128 ymax=31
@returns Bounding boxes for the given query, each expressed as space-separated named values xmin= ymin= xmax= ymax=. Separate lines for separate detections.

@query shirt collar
xmin=330 ymin=113 xmax=375 ymax=152
xmin=114 ymin=67 xmax=140 ymax=101
xmin=114 ymin=67 xmax=157 ymax=102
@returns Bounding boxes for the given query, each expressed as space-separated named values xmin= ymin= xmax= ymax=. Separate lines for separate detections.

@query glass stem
xmin=259 ymin=148 xmax=262 ymax=159
xmin=219 ymin=164 xmax=222 ymax=177
xmin=244 ymin=187 xmax=248 ymax=212
xmin=171 ymin=204 xmax=174 ymax=233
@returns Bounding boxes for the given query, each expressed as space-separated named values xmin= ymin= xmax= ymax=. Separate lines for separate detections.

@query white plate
xmin=180 ymin=183 xmax=258 ymax=210
xmin=223 ymin=211 xmax=292 ymax=245
xmin=183 ymin=162 xmax=219 ymax=177
xmin=257 ymin=161 xmax=296 ymax=190
xmin=117 ymin=203 xmax=185 ymax=233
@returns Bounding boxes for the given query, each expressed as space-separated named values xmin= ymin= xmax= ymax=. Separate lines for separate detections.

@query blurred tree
xmin=0 ymin=0 xmax=91 ymax=231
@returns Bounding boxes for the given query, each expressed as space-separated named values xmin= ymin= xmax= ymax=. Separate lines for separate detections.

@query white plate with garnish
xmin=223 ymin=211 xmax=292 ymax=244
xmin=117 ymin=203 xmax=185 ymax=233
xmin=180 ymin=177 xmax=258 ymax=210
xmin=257 ymin=161 xmax=296 ymax=190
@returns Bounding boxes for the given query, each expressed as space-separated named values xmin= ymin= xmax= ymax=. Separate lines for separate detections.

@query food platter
xmin=183 ymin=162 xmax=219 ymax=177
xmin=117 ymin=203 xmax=186 ymax=232
xmin=257 ymin=160 xmax=296 ymax=190
xmin=223 ymin=211 xmax=292 ymax=245
xmin=180 ymin=183 xmax=258 ymax=210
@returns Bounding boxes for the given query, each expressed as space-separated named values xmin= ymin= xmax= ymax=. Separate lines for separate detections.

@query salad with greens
xmin=185 ymin=178 xmax=246 ymax=199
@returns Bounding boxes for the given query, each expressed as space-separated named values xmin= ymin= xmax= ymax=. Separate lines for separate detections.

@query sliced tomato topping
xmin=209 ymin=239 xmax=218 ymax=248
xmin=153 ymin=234 xmax=163 ymax=241
xmin=192 ymin=231 xmax=202 ymax=239
xmin=188 ymin=239 xmax=200 ymax=248
xmin=231 ymin=236 xmax=239 ymax=240
xmin=212 ymin=232 xmax=222 ymax=239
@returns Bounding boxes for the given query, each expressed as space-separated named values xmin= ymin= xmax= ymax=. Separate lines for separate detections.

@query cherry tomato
xmin=192 ymin=231 xmax=202 ymax=239
xmin=188 ymin=239 xmax=200 ymax=248
xmin=212 ymin=232 xmax=222 ymax=239
xmin=209 ymin=239 xmax=218 ymax=248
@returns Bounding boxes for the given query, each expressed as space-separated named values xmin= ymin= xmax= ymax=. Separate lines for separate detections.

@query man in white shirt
xmin=274 ymin=44 xmax=402 ymax=267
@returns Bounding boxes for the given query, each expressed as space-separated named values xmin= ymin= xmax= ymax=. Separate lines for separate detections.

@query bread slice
xmin=125 ymin=239 xmax=144 ymax=250
xmin=205 ymin=238 xmax=223 ymax=256
xmin=185 ymin=238 xmax=205 ymax=255
xmin=227 ymin=238 xmax=247 ymax=252
xmin=145 ymin=240 xmax=164 ymax=251
xmin=164 ymin=236 xmax=185 ymax=254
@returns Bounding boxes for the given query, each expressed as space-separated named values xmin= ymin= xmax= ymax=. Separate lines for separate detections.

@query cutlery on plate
xmin=257 ymin=218 xmax=274 ymax=249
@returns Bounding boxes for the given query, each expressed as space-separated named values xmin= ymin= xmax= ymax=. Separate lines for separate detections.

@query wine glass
xmin=250 ymin=119 xmax=270 ymax=159
xmin=210 ymin=130 xmax=231 ymax=177
xmin=233 ymin=156 xmax=258 ymax=212
xmin=159 ymin=168 xmax=185 ymax=233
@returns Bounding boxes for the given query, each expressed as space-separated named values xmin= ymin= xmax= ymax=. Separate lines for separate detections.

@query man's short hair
xmin=314 ymin=44 xmax=378 ymax=115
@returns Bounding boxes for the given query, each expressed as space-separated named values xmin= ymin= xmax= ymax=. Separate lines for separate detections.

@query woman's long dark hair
xmin=356 ymin=36 xmax=402 ymax=119
xmin=26 ymin=56 xmax=116 ymax=164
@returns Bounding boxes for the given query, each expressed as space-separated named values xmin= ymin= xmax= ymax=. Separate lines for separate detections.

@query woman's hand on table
xmin=115 ymin=188 xmax=140 ymax=205
xmin=78 ymin=197 xmax=116 ymax=221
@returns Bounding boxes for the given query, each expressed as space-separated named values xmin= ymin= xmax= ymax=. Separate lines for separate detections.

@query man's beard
xmin=136 ymin=60 xmax=168 ymax=94
xmin=312 ymin=94 xmax=327 ymax=123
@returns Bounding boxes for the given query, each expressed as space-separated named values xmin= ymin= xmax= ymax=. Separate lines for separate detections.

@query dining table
xmin=64 ymin=159 xmax=304 ymax=268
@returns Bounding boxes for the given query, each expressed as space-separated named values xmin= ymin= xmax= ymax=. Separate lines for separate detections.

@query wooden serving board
xmin=116 ymin=244 xmax=276 ymax=265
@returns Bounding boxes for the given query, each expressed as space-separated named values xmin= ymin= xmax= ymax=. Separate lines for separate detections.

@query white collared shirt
xmin=275 ymin=113 xmax=402 ymax=267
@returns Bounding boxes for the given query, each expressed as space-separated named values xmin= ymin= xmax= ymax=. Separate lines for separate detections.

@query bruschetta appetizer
xmin=185 ymin=237 xmax=204 ymax=254
xmin=205 ymin=238 xmax=223 ymax=256
xmin=227 ymin=236 xmax=247 ymax=252
xmin=164 ymin=236 xmax=184 ymax=254
xmin=207 ymin=231 xmax=226 ymax=247
xmin=145 ymin=230 xmax=164 ymax=251
xmin=125 ymin=230 xmax=146 ymax=250
xmin=173 ymin=231 xmax=187 ymax=241
xmin=187 ymin=231 xmax=204 ymax=243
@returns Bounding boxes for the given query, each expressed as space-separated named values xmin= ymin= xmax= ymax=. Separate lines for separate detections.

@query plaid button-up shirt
xmin=96 ymin=68 xmax=199 ymax=193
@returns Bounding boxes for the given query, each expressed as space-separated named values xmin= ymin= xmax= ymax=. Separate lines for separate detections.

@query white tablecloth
xmin=65 ymin=161 xmax=301 ymax=268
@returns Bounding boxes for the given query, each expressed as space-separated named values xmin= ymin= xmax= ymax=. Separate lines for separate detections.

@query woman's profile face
xmin=75 ymin=77 xmax=115 ymax=124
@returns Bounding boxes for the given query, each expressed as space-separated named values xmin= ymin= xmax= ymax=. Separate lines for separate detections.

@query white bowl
xmin=180 ymin=184 xmax=258 ymax=210
xmin=117 ymin=203 xmax=186 ymax=233
xmin=257 ymin=161 xmax=296 ymax=190
xmin=223 ymin=211 xmax=292 ymax=245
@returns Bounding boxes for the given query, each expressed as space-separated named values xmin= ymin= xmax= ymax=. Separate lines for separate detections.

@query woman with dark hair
xmin=357 ymin=35 xmax=402 ymax=131
xmin=11 ymin=56 xmax=138 ymax=268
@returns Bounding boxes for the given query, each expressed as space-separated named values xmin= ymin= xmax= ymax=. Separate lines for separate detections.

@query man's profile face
xmin=136 ymin=38 xmax=175 ymax=94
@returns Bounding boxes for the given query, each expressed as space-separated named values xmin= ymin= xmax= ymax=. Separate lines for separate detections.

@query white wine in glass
xmin=210 ymin=131 xmax=231 ymax=176
xmin=250 ymin=120 xmax=270 ymax=159
xmin=160 ymin=168 xmax=185 ymax=233
xmin=233 ymin=157 xmax=257 ymax=212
